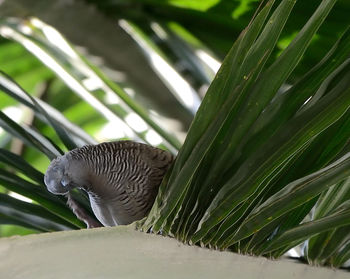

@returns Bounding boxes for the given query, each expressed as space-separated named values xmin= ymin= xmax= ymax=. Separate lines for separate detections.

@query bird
xmin=44 ymin=140 xmax=174 ymax=227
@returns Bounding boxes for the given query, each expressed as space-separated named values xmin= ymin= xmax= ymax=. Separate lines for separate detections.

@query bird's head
xmin=44 ymin=155 xmax=73 ymax=195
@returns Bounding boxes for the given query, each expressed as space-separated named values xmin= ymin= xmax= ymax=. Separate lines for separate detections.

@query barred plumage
xmin=44 ymin=141 xmax=174 ymax=227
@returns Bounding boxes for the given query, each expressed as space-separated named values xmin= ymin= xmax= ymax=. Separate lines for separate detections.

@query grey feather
xmin=44 ymin=141 xmax=174 ymax=227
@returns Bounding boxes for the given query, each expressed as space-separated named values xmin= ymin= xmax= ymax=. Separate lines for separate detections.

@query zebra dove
xmin=44 ymin=141 xmax=173 ymax=227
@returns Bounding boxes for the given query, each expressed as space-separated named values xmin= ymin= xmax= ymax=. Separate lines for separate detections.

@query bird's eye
xmin=61 ymin=177 xmax=69 ymax=187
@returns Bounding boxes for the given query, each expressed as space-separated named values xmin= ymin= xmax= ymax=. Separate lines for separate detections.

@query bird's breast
xmin=89 ymin=192 xmax=144 ymax=226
